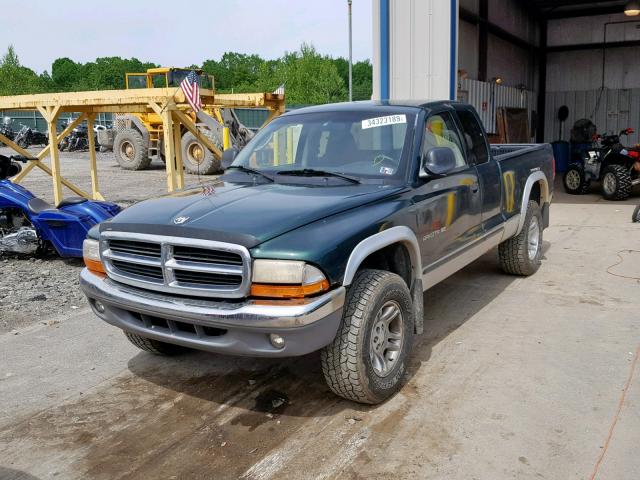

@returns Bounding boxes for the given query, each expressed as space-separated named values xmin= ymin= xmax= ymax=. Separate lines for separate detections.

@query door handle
xmin=471 ymin=182 xmax=479 ymax=193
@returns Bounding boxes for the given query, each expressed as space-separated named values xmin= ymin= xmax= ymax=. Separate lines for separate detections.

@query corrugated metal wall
xmin=544 ymin=88 xmax=640 ymax=145
xmin=459 ymin=78 xmax=537 ymax=136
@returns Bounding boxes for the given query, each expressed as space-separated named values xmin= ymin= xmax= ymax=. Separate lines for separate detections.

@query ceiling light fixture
xmin=625 ymin=1 xmax=640 ymax=16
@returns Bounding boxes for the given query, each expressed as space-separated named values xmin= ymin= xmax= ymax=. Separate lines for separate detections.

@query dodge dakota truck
xmin=80 ymin=101 xmax=554 ymax=404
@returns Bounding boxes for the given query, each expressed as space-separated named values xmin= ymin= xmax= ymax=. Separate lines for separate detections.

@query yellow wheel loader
xmin=101 ymin=67 xmax=280 ymax=174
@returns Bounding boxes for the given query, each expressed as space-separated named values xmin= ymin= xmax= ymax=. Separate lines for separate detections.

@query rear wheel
xmin=563 ymin=163 xmax=590 ymax=194
xmin=499 ymin=200 xmax=543 ymax=276
xmin=601 ymin=165 xmax=632 ymax=201
xmin=124 ymin=332 xmax=189 ymax=356
xmin=181 ymin=130 xmax=221 ymax=175
xmin=114 ymin=128 xmax=150 ymax=171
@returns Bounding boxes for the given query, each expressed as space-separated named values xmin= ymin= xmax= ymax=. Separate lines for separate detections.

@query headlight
xmin=251 ymin=260 xmax=329 ymax=298
xmin=83 ymin=238 xmax=105 ymax=274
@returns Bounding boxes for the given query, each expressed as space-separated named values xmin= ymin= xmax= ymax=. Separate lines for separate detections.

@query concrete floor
xmin=0 ymin=166 xmax=639 ymax=479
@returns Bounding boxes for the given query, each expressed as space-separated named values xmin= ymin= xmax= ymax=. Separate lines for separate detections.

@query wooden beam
xmin=86 ymin=113 xmax=103 ymax=200
xmin=172 ymin=116 xmax=184 ymax=190
xmin=173 ymin=109 xmax=223 ymax=159
xmin=161 ymin=107 xmax=179 ymax=192
xmin=39 ymin=105 xmax=64 ymax=205
xmin=36 ymin=112 xmax=88 ymax=160
xmin=33 ymin=161 xmax=92 ymax=199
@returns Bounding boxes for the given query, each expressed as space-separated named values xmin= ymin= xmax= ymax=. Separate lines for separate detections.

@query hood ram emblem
xmin=173 ymin=216 xmax=190 ymax=225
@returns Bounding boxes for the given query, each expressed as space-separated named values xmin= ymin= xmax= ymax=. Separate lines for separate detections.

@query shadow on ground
xmin=0 ymin=248 xmax=531 ymax=479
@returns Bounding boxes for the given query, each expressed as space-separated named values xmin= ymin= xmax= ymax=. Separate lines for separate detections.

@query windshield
xmin=229 ymin=110 xmax=416 ymax=183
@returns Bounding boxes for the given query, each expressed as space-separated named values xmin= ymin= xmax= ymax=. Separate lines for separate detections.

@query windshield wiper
xmin=225 ymin=165 xmax=274 ymax=182
xmin=277 ymin=169 xmax=361 ymax=184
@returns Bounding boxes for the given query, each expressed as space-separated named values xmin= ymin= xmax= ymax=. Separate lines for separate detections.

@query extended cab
xmin=80 ymin=101 xmax=554 ymax=404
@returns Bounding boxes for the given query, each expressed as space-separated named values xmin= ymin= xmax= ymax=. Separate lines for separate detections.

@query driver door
xmin=411 ymin=109 xmax=483 ymax=276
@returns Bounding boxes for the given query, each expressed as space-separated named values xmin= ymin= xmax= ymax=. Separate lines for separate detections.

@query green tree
xmin=0 ymin=45 xmax=51 ymax=95
xmin=255 ymin=43 xmax=347 ymax=105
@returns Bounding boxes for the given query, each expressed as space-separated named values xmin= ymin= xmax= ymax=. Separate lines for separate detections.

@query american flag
xmin=273 ymin=83 xmax=285 ymax=95
xmin=180 ymin=70 xmax=202 ymax=112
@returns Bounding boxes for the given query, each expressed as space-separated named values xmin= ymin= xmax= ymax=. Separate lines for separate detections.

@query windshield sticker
xmin=380 ymin=166 xmax=395 ymax=175
xmin=362 ymin=114 xmax=406 ymax=130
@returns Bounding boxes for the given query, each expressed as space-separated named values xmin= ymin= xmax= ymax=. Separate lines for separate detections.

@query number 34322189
xmin=361 ymin=114 xmax=407 ymax=130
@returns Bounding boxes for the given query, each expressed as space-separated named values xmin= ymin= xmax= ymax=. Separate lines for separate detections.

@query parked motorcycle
xmin=59 ymin=123 xmax=97 ymax=152
xmin=0 ymin=117 xmax=16 ymax=145
xmin=0 ymin=155 xmax=121 ymax=257
xmin=13 ymin=125 xmax=48 ymax=149
xmin=563 ymin=128 xmax=640 ymax=200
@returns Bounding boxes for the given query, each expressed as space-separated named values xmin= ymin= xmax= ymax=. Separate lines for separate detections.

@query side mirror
xmin=221 ymin=148 xmax=238 ymax=170
xmin=420 ymin=147 xmax=457 ymax=179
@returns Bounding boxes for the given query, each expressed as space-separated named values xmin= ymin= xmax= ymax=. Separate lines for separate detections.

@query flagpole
xmin=348 ymin=0 xmax=353 ymax=102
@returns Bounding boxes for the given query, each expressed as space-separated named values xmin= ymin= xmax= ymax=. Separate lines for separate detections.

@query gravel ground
xmin=0 ymin=146 xmax=218 ymax=332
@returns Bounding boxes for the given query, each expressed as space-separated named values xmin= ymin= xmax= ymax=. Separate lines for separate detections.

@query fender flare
xmin=342 ymin=226 xmax=424 ymax=334
xmin=516 ymin=171 xmax=549 ymax=235
xmin=342 ymin=226 xmax=422 ymax=287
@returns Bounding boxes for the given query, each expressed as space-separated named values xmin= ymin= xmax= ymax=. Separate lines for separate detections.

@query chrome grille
xmin=100 ymin=232 xmax=251 ymax=298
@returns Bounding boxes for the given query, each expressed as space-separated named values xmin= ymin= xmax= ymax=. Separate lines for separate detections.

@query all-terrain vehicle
xmin=564 ymin=128 xmax=640 ymax=200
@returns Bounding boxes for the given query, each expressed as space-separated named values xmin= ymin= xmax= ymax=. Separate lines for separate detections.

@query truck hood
xmin=104 ymin=181 xmax=405 ymax=247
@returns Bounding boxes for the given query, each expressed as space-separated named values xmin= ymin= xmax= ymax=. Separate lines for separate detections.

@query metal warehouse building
xmin=372 ymin=0 xmax=640 ymax=146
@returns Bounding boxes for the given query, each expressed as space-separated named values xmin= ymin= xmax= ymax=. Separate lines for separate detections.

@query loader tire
xmin=321 ymin=269 xmax=413 ymax=404
xmin=124 ymin=332 xmax=189 ymax=356
xmin=499 ymin=200 xmax=543 ymax=276
xmin=114 ymin=128 xmax=151 ymax=171
xmin=181 ymin=130 xmax=221 ymax=175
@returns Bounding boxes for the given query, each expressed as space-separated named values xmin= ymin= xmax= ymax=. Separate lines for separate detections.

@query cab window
xmin=422 ymin=112 xmax=466 ymax=168
xmin=456 ymin=109 xmax=489 ymax=165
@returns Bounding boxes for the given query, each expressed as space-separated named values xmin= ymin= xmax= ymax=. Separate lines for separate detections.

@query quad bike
xmin=564 ymin=128 xmax=640 ymax=200
xmin=0 ymin=155 xmax=121 ymax=257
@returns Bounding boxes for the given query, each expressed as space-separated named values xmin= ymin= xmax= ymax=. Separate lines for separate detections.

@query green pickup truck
xmin=80 ymin=100 xmax=554 ymax=404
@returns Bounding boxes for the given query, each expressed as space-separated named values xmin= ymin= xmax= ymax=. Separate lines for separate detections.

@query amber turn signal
xmin=250 ymin=279 xmax=329 ymax=299
xmin=82 ymin=239 xmax=105 ymax=274
xmin=84 ymin=257 xmax=106 ymax=274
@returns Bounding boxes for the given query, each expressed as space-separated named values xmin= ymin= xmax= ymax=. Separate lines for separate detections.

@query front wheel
xmin=321 ymin=269 xmax=413 ymax=404
xmin=499 ymin=200 xmax=543 ymax=276
xmin=601 ymin=165 xmax=632 ymax=201
xmin=181 ymin=131 xmax=221 ymax=175
xmin=633 ymin=204 xmax=640 ymax=223
xmin=113 ymin=128 xmax=150 ymax=171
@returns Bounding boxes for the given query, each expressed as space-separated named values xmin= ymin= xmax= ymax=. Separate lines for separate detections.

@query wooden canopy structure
xmin=0 ymin=88 xmax=284 ymax=205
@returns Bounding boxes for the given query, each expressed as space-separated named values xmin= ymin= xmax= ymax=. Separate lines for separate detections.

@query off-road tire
xmin=124 ymin=332 xmax=188 ymax=356
xmin=321 ymin=269 xmax=413 ymax=404
xmin=499 ymin=200 xmax=543 ymax=276
xmin=181 ymin=130 xmax=221 ymax=175
xmin=601 ymin=164 xmax=632 ymax=201
xmin=563 ymin=163 xmax=590 ymax=194
xmin=633 ymin=204 xmax=640 ymax=223
xmin=113 ymin=128 xmax=151 ymax=171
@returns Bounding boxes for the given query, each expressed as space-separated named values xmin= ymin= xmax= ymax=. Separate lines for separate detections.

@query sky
xmin=0 ymin=0 xmax=373 ymax=73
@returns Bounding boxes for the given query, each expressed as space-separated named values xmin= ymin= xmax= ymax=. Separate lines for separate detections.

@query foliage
xmin=0 ymin=45 xmax=51 ymax=96
xmin=0 ymin=43 xmax=372 ymax=104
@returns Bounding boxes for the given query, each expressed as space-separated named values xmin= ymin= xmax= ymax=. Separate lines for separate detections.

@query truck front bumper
xmin=80 ymin=268 xmax=345 ymax=357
